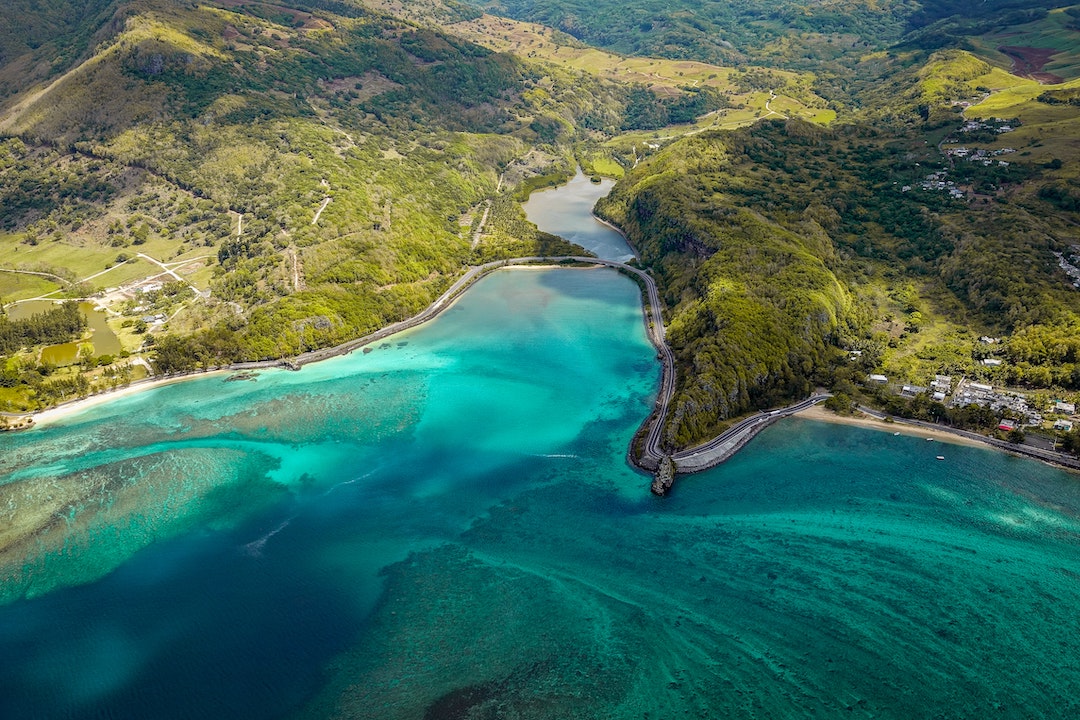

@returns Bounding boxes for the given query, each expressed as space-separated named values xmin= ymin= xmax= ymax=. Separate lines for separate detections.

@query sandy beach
xmin=794 ymin=404 xmax=988 ymax=449
xmin=27 ymin=370 xmax=230 ymax=428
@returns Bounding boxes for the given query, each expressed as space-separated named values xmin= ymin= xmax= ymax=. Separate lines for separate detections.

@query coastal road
xmin=671 ymin=394 xmax=832 ymax=472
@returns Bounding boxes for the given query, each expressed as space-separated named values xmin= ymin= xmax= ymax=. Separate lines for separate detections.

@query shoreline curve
xmin=12 ymin=257 xmax=677 ymax=455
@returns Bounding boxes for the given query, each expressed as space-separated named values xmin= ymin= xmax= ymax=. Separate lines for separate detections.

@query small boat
xmin=893 ymin=432 xmax=900 ymax=436
xmin=936 ymin=455 xmax=945 ymax=460
xmin=926 ymin=437 xmax=934 ymax=442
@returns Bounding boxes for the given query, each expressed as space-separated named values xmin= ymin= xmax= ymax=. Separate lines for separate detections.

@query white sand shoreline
xmin=794 ymin=404 xmax=988 ymax=448
xmin=27 ymin=370 xmax=232 ymax=427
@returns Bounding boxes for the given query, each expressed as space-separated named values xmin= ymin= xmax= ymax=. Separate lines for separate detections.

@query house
xmin=969 ymin=382 xmax=993 ymax=392
xmin=931 ymin=375 xmax=952 ymax=393
xmin=1055 ymin=401 xmax=1076 ymax=415
xmin=933 ymin=391 xmax=947 ymax=402
xmin=982 ymin=358 xmax=1003 ymax=367
xmin=998 ymin=421 xmax=1016 ymax=432
xmin=868 ymin=374 xmax=888 ymax=384
xmin=1054 ymin=419 xmax=1074 ymax=432
xmin=900 ymin=385 xmax=927 ymax=398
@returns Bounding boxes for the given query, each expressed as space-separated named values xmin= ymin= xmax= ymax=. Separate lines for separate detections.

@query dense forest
xmin=600 ymin=112 xmax=1080 ymax=447
xmin=0 ymin=302 xmax=85 ymax=355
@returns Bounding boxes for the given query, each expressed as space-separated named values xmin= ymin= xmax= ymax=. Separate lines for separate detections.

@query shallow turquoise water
xmin=2 ymin=267 xmax=1080 ymax=719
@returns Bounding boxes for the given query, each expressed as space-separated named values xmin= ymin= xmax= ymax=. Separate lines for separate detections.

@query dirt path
xmin=471 ymin=201 xmax=491 ymax=249
xmin=136 ymin=253 xmax=202 ymax=297
xmin=286 ymin=246 xmax=303 ymax=292
xmin=312 ymin=197 xmax=331 ymax=225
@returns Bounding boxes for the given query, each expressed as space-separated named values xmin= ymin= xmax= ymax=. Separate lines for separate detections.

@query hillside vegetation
xmin=470 ymin=0 xmax=1066 ymax=109
xmin=0 ymin=0 xmax=622 ymax=409
xmin=602 ymin=98 xmax=1080 ymax=447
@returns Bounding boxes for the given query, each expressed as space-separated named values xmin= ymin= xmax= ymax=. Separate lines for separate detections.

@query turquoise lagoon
xmin=1 ymin=178 xmax=1080 ymax=718
xmin=4 ymin=288 xmax=1080 ymax=719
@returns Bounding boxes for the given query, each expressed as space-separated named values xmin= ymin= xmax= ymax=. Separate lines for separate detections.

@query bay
xmin=0 ymin=267 xmax=658 ymax=718
xmin=1 ymin=177 xmax=1079 ymax=720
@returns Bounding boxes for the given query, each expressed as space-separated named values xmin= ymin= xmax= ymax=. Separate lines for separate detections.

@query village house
xmin=951 ymin=380 xmax=1042 ymax=426
xmin=900 ymin=385 xmax=927 ymax=398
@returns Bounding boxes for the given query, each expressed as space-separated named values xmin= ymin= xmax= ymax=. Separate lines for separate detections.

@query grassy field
xmin=0 ymin=271 xmax=61 ymax=302
xmin=578 ymin=150 xmax=624 ymax=178
xmin=0 ymin=235 xmax=213 ymax=293
xmin=960 ymin=67 xmax=1080 ymax=164
xmin=443 ymin=11 xmax=832 ymax=124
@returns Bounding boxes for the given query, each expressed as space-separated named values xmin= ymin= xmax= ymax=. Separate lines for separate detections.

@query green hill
xmin=600 ymin=103 xmax=1080 ymax=447
xmin=0 ymin=0 xmax=614 ymax=409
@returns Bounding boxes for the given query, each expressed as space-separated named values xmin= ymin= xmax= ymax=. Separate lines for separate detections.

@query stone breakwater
xmin=649 ymin=395 xmax=833 ymax=495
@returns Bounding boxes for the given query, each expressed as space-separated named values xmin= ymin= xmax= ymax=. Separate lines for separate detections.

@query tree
xmin=152 ymin=335 xmax=200 ymax=373
xmin=824 ymin=392 xmax=854 ymax=414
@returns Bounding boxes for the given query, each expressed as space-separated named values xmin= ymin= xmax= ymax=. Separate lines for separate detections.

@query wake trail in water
xmin=244 ymin=517 xmax=294 ymax=556
xmin=320 ymin=466 xmax=381 ymax=498
xmin=243 ymin=468 xmax=384 ymax=555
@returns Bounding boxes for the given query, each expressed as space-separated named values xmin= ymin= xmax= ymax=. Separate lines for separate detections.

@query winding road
xmin=671 ymin=394 xmax=831 ymax=472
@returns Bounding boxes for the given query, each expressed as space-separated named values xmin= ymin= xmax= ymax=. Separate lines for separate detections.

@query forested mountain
xmin=599 ymin=113 xmax=1080 ymax=445
xmin=469 ymin=0 xmax=1062 ymax=106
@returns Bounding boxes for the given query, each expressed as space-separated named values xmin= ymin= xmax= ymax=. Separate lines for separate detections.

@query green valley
xmin=1 ymin=0 xmax=1080 ymax=458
